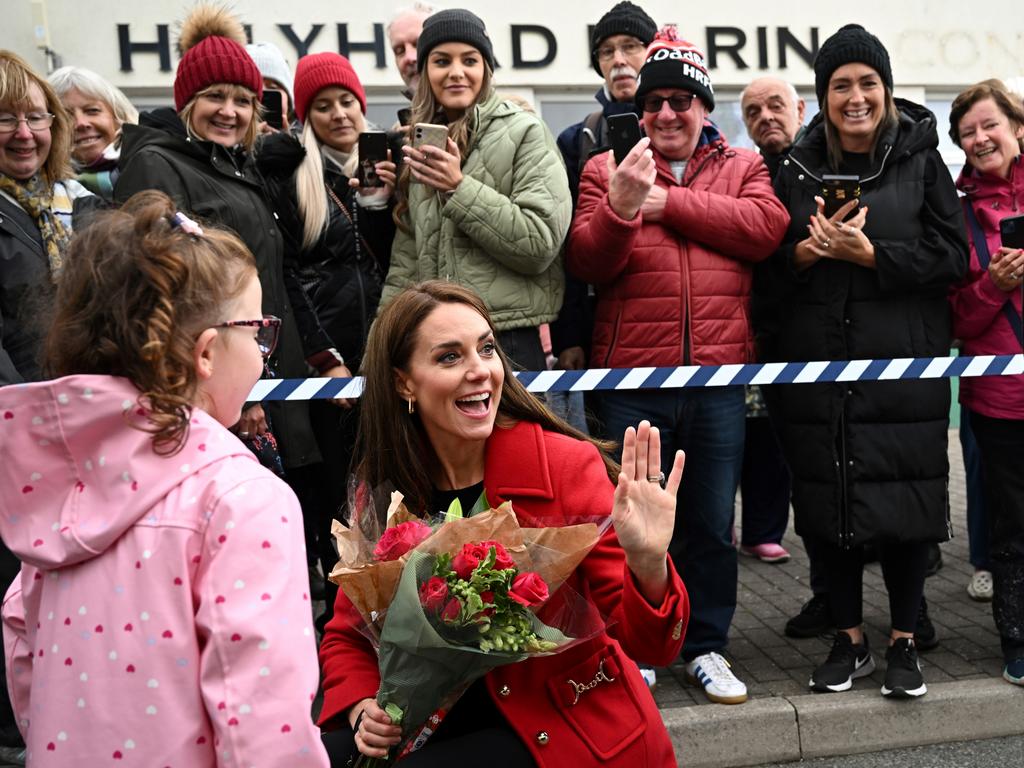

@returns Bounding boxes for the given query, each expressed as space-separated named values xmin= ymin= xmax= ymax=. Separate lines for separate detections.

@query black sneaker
xmin=785 ymin=594 xmax=833 ymax=638
xmin=881 ymin=637 xmax=927 ymax=698
xmin=914 ymin=595 xmax=938 ymax=652
xmin=810 ymin=632 xmax=875 ymax=692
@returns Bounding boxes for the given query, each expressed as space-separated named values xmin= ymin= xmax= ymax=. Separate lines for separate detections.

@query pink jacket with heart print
xmin=0 ymin=375 xmax=328 ymax=767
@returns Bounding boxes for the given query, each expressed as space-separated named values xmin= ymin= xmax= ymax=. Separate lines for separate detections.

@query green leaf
xmin=445 ymin=497 xmax=464 ymax=522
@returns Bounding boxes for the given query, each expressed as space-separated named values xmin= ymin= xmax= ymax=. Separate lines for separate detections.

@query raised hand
xmin=612 ymin=420 xmax=685 ymax=602
xmin=608 ymin=137 xmax=657 ymax=221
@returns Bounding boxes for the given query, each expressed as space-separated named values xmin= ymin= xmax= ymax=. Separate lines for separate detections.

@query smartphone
xmin=1000 ymin=213 xmax=1024 ymax=250
xmin=397 ymin=107 xmax=412 ymax=127
xmin=358 ymin=131 xmax=388 ymax=188
xmin=821 ymin=174 xmax=861 ymax=219
xmin=412 ymin=122 xmax=449 ymax=152
xmin=607 ymin=113 xmax=642 ymax=165
xmin=260 ymin=89 xmax=284 ymax=131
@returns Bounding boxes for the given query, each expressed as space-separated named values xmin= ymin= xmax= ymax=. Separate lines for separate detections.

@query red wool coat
xmin=568 ymin=128 xmax=790 ymax=368
xmin=319 ymin=421 xmax=689 ymax=766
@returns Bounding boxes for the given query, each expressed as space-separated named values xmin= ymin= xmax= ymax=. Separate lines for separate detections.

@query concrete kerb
xmin=664 ymin=678 xmax=1024 ymax=767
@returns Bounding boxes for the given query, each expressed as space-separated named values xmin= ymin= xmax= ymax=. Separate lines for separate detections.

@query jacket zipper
xmin=787 ymin=143 xmax=895 ymax=186
xmin=675 ymin=145 xmax=725 ymax=364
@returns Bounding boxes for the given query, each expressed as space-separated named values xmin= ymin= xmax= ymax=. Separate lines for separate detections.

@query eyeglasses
xmin=640 ymin=94 xmax=695 ymax=113
xmin=214 ymin=315 xmax=282 ymax=359
xmin=0 ymin=113 xmax=55 ymax=134
xmin=595 ymin=40 xmax=646 ymax=62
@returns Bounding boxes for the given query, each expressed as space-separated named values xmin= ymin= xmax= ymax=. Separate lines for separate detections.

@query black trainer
xmin=914 ymin=595 xmax=938 ymax=652
xmin=810 ymin=632 xmax=875 ymax=692
xmin=881 ymin=637 xmax=927 ymax=698
xmin=785 ymin=594 xmax=833 ymax=638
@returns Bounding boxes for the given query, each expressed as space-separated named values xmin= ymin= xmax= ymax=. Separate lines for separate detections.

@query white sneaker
xmin=685 ymin=651 xmax=748 ymax=704
xmin=967 ymin=570 xmax=993 ymax=602
xmin=638 ymin=665 xmax=657 ymax=689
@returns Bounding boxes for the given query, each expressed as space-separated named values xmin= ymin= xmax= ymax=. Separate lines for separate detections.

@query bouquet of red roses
xmin=330 ymin=493 xmax=609 ymax=765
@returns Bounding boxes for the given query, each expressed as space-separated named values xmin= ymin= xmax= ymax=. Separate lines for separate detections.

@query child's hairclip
xmin=171 ymin=211 xmax=204 ymax=237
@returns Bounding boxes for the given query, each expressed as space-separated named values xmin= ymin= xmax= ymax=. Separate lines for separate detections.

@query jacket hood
xmin=0 ymin=375 xmax=256 ymax=570
xmin=791 ymin=98 xmax=938 ymax=175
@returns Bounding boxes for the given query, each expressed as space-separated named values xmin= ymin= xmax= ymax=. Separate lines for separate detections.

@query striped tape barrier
xmin=248 ymin=353 xmax=1024 ymax=402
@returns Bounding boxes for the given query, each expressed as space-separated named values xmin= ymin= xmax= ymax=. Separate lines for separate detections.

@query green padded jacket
xmin=383 ymin=94 xmax=571 ymax=330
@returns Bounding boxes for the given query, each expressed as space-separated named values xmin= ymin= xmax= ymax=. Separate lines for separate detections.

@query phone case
xmin=1000 ymin=214 xmax=1024 ymax=250
xmin=607 ymin=114 xmax=642 ymax=165
xmin=412 ymin=123 xmax=449 ymax=151
xmin=821 ymin=176 xmax=861 ymax=219
xmin=358 ymin=132 xmax=388 ymax=188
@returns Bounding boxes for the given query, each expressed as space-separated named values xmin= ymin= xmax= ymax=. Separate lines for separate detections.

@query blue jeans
xmin=601 ymin=387 xmax=745 ymax=659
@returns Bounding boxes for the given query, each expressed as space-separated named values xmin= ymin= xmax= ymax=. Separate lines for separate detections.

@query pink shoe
xmin=739 ymin=543 xmax=791 ymax=563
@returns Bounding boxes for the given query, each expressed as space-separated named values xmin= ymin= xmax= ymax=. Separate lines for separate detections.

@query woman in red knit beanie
xmin=114 ymin=3 xmax=322 ymax=514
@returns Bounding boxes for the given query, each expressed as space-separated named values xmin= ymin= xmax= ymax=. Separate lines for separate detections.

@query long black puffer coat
xmin=762 ymin=99 xmax=968 ymax=547
xmin=115 ymin=109 xmax=320 ymax=469
xmin=257 ymin=132 xmax=394 ymax=373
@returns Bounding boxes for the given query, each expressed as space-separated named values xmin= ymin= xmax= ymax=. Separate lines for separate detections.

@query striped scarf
xmin=0 ymin=174 xmax=72 ymax=276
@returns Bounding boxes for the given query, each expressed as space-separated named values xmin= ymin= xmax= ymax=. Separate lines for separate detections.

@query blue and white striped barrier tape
xmin=249 ymin=353 xmax=1024 ymax=402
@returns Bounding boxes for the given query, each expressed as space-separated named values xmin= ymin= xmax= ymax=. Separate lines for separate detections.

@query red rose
xmin=419 ymin=577 xmax=449 ymax=613
xmin=441 ymin=598 xmax=462 ymax=623
xmin=452 ymin=542 xmax=488 ymax=579
xmin=509 ymin=572 xmax=549 ymax=607
xmin=478 ymin=540 xmax=515 ymax=571
xmin=373 ymin=520 xmax=432 ymax=561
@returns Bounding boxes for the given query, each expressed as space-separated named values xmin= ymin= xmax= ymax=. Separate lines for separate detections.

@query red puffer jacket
xmin=568 ymin=127 xmax=789 ymax=368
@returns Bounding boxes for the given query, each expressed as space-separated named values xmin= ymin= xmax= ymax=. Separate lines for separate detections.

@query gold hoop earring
xmin=408 ymin=398 xmax=415 ymax=414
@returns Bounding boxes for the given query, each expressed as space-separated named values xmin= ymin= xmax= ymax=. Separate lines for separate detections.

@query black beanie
xmin=416 ymin=9 xmax=496 ymax=73
xmin=590 ymin=2 xmax=658 ymax=77
xmin=813 ymin=24 xmax=893 ymax=106
xmin=634 ymin=30 xmax=715 ymax=112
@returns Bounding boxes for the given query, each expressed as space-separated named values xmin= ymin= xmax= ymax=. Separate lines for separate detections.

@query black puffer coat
xmin=257 ymin=132 xmax=394 ymax=372
xmin=0 ymin=189 xmax=100 ymax=384
xmin=114 ymin=109 xmax=320 ymax=469
xmin=763 ymin=99 xmax=968 ymax=547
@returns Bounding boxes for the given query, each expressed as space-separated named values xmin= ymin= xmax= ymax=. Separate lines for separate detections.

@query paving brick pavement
xmin=651 ymin=430 xmax=1005 ymax=709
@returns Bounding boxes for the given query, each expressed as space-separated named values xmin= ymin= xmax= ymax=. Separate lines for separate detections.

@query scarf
xmin=0 ymin=174 xmax=72 ymax=276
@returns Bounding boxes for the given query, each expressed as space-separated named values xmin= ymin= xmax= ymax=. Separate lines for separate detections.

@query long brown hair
xmin=354 ymin=281 xmax=617 ymax=522
xmin=393 ymin=55 xmax=494 ymax=227
xmin=45 ymin=190 xmax=256 ymax=454
xmin=822 ymin=76 xmax=898 ymax=172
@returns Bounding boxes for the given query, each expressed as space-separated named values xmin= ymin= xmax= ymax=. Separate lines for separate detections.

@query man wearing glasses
xmin=568 ymin=30 xmax=790 ymax=706
xmin=548 ymin=2 xmax=657 ymax=394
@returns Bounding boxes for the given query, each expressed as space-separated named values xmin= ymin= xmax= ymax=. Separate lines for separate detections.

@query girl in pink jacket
xmin=0 ymin=191 xmax=329 ymax=766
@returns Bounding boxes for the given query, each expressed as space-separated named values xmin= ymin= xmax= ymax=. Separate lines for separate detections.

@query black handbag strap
xmin=962 ymin=198 xmax=1024 ymax=349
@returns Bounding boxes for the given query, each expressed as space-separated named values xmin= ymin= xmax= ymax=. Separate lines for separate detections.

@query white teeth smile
xmin=457 ymin=393 xmax=489 ymax=403
xmin=845 ymin=109 xmax=869 ymax=119
xmin=976 ymin=148 xmax=995 ymax=157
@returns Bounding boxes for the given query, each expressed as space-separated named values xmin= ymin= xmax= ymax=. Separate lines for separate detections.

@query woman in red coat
xmin=318 ymin=281 xmax=689 ymax=766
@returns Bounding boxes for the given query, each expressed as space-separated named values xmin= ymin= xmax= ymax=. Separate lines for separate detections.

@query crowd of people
xmin=0 ymin=1 xmax=1021 ymax=765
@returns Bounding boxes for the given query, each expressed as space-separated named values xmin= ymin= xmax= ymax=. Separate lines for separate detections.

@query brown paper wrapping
xmin=328 ymin=493 xmax=603 ymax=631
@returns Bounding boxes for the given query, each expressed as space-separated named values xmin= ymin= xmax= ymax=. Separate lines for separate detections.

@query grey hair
xmin=48 ymin=66 xmax=139 ymax=128
xmin=386 ymin=2 xmax=437 ymax=38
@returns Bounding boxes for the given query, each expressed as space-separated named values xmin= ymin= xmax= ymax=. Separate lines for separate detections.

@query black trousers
xmin=321 ymin=683 xmax=534 ymax=767
xmin=739 ymin=416 xmax=791 ymax=546
xmin=971 ymin=413 xmax=1024 ymax=660
xmin=496 ymin=327 xmax=546 ymax=372
xmin=814 ymin=538 xmax=930 ymax=633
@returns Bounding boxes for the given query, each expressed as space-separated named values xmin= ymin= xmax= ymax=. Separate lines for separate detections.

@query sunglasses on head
xmin=214 ymin=315 xmax=282 ymax=359
xmin=640 ymin=94 xmax=695 ymax=113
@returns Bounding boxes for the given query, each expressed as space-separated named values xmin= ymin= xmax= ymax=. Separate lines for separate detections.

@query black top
xmin=432 ymin=481 xmax=485 ymax=519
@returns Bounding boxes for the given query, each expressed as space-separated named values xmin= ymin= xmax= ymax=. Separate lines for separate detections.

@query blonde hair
xmin=295 ymin=102 xmax=366 ymax=250
xmin=0 ymin=49 xmax=73 ymax=183
xmin=179 ymin=82 xmax=262 ymax=151
xmin=49 ymin=66 xmax=140 ymax=129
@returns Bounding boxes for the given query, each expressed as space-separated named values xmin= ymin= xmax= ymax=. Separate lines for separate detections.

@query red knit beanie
xmin=173 ymin=5 xmax=262 ymax=111
xmin=293 ymin=53 xmax=366 ymax=124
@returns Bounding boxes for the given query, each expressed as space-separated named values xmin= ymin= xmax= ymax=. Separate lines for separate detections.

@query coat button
xmin=536 ymin=732 xmax=549 ymax=745
xmin=844 ymin=318 xmax=851 ymax=325
xmin=498 ymin=685 xmax=510 ymax=697
xmin=798 ymin=174 xmax=805 ymax=180
xmin=848 ymin=460 xmax=854 ymax=467
xmin=234 ymin=171 xmax=243 ymax=177
xmin=783 ymin=159 xmax=790 ymax=165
